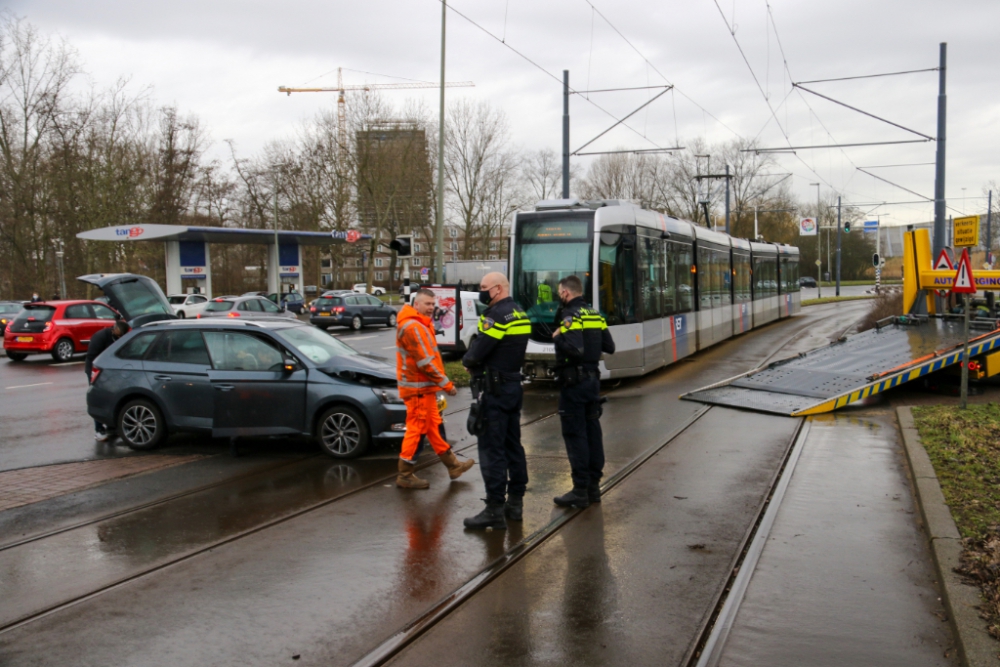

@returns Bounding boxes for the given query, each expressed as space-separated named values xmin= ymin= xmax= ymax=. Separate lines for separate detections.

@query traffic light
xmin=872 ymin=252 xmax=880 ymax=267
xmin=843 ymin=221 xmax=851 ymax=233
xmin=389 ymin=234 xmax=413 ymax=257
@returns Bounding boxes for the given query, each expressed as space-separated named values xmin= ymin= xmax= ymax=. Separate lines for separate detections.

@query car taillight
xmin=43 ymin=321 xmax=52 ymax=332
xmin=310 ymin=307 xmax=316 ymax=313
xmin=333 ymin=307 xmax=344 ymax=314
xmin=90 ymin=366 xmax=101 ymax=384
xmin=227 ymin=311 xmax=240 ymax=318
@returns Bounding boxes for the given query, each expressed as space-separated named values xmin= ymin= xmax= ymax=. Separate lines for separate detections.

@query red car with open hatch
xmin=3 ymin=300 xmax=119 ymax=362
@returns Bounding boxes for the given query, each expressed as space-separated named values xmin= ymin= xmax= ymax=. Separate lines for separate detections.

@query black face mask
xmin=478 ymin=288 xmax=494 ymax=305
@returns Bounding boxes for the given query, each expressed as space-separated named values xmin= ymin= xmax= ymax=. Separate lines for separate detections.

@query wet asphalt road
xmin=0 ymin=325 xmax=400 ymax=472
xmin=0 ymin=301 xmax=885 ymax=666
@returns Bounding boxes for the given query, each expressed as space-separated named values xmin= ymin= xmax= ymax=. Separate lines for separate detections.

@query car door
xmin=62 ymin=304 xmax=96 ymax=351
xmin=363 ymin=295 xmax=382 ymax=323
xmin=142 ymin=329 xmax=215 ymax=430
xmin=236 ymin=299 xmax=258 ymax=319
xmin=344 ymin=295 xmax=362 ymax=322
xmin=204 ymin=330 xmax=307 ymax=437
xmin=257 ymin=297 xmax=289 ymax=319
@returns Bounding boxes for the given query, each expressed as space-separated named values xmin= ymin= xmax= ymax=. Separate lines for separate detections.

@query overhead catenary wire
xmin=796 ymin=68 xmax=940 ymax=85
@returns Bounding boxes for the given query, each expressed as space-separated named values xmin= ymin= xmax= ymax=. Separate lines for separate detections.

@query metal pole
xmin=403 ymin=257 xmax=410 ymax=303
xmin=836 ymin=196 xmax=842 ymax=297
xmin=875 ymin=219 xmax=881 ymax=294
xmin=961 ymin=293 xmax=969 ymax=409
xmin=562 ymin=70 xmax=570 ymax=199
xmin=274 ymin=190 xmax=280 ymax=294
xmin=815 ymin=184 xmax=822 ymax=299
xmin=724 ymin=164 xmax=731 ymax=235
xmin=988 ymin=190 xmax=994 ymax=312
xmin=754 ymin=205 xmax=758 ymax=241
xmin=435 ymin=0 xmax=447 ymax=283
xmin=933 ymin=43 xmax=947 ymax=262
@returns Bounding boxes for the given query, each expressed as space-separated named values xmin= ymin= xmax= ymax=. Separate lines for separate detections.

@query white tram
xmin=510 ymin=199 xmax=801 ymax=380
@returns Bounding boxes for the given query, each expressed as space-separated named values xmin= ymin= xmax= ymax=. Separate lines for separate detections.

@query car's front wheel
xmin=177 ymin=310 xmax=186 ymax=319
xmin=351 ymin=315 xmax=363 ymax=330
xmin=117 ymin=398 xmax=167 ymax=451
xmin=317 ymin=405 xmax=370 ymax=458
xmin=52 ymin=338 xmax=75 ymax=362
xmin=6 ymin=352 xmax=27 ymax=362
xmin=387 ymin=312 xmax=397 ymax=327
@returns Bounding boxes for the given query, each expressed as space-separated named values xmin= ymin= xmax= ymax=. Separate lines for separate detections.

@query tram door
xmin=639 ymin=235 xmax=665 ymax=371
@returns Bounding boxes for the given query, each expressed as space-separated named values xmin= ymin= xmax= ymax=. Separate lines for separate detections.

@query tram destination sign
xmin=953 ymin=215 xmax=980 ymax=248
xmin=521 ymin=219 xmax=590 ymax=241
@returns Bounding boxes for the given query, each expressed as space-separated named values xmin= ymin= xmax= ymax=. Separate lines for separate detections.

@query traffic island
xmin=899 ymin=405 xmax=1000 ymax=666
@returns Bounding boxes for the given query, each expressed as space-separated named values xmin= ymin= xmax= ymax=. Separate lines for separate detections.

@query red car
xmin=3 ymin=300 xmax=119 ymax=362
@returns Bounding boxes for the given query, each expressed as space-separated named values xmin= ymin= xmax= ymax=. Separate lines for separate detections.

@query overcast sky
xmin=9 ymin=0 xmax=1000 ymax=226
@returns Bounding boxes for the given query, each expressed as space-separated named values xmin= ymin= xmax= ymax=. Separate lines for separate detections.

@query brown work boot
xmin=438 ymin=449 xmax=475 ymax=480
xmin=396 ymin=459 xmax=430 ymax=489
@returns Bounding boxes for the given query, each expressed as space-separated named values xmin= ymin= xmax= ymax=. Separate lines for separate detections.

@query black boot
xmin=504 ymin=496 xmax=523 ymax=521
xmin=588 ymin=483 xmax=602 ymax=504
xmin=553 ymin=487 xmax=590 ymax=509
xmin=464 ymin=502 xmax=507 ymax=530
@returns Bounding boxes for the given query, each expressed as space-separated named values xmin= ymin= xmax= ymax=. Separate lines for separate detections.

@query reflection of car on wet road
xmin=309 ymin=294 xmax=397 ymax=330
xmin=87 ymin=319 xmax=405 ymax=458
xmin=3 ymin=300 xmax=119 ymax=362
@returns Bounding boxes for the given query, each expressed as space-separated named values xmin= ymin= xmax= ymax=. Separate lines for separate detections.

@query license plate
xmin=320 ymin=312 xmax=330 ymax=317
xmin=16 ymin=336 xmax=33 ymax=343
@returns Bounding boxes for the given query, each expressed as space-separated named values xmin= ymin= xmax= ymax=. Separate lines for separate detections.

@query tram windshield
xmin=511 ymin=216 xmax=593 ymax=340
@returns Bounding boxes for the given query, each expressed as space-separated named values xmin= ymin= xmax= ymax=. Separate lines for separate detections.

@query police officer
xmin=551 ymin=275 xmax=615 ymax=509
xmin=462 ymin=272 xmax=531 ymax=530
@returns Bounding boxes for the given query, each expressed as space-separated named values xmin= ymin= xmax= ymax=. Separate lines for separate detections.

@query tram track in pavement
xmin=0 ymin=301 xmax=864 ymax=644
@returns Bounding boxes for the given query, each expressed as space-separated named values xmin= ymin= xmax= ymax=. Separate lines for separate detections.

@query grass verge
xmin=913 ymin=404 xmax=1000 ymax=639
xmin=801 ymin=295 xmax=874 ymax=307
xmin=444 ymin=360 xmax=471 ymax=387
xmin=817 ymin=279 xmax=901 ymax=287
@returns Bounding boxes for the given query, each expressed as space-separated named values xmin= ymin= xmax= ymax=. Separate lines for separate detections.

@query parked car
xmin=799 ymin=276 xmax=818 ymax=288
xmin=0 ymin=301 xmax=23 ymax=335
xmin=280 ymin=292 xmax=306 ymax=314
xmin=352 ymin=283 xmax=386 ymax=296
xmin=309 ymin=293 xmax=397 ymax=330
xmin=167 ymin=293 xmax=210 ymax=319
xmin=198 ymin=296 xmax=298 ymax=321
xmin=87 ymin=318 xmax=405 ymax=458
xmin=3 ymin=300 xmax=119 ymax=362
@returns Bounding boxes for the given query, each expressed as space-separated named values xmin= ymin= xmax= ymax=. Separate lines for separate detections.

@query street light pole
xmin=435 ymin=0 xmax=447 ymax=284
xmin=836 ymin=196 xmax=842 ymax=297
xmin=812 ymin=183 xmax=821 ymax=299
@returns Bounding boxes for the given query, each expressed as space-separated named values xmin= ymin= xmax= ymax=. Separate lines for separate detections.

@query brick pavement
xmin=0 ymin=455 xmax=207 ymax=512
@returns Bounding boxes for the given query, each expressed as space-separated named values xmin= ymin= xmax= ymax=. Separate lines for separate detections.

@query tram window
xmin=599 ymin=236 xmax=637 ymax=325
xmin=697 ymin=247 xmax=711 ymax=310
xmin=671 ymin=242 xmax=694 ymax=313
xmin=720 ymin=250 xmax=732 ymax=307
xmin=639 ymin=236 xmax=663 ymax=320
xmin=512 ymin=237 xmax=593 ymax=336
xmin=788 ymin=259 xmax=800 ymax=292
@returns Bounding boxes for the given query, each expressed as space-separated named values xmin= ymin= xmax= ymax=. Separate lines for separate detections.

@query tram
xmin=509 ymin=199 xmax=801 ymax=380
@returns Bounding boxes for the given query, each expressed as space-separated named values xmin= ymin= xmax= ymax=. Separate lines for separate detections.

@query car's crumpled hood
xmin=319 ymin=353 xmax=396 ymax=386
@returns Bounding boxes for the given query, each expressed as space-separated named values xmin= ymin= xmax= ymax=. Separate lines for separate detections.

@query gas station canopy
xmin=77 ymin=224 xmax=370 ymax=297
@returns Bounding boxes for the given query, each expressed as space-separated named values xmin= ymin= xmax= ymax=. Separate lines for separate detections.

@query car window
xmin=146 ymin=330 xmax=212 ymax=365
xmin=92 ymin=304 xmax=117 ymax=320
xmin=168 ymin=296 xmax=187 ymax=305
xmin=0 ymin=304 xmax=20 ymax=314
xmin=239 ymin=300 xmax=257 ymax=312
xmin=191 ymin=295 xmax=207 ymax=304
xmin=345 ymin=296 xmax=360 ymax=306
xmin=206 ymin=300 xmax=234 ymax=312
xmin=13 ymin=306 xmax=55 ymax=324
xmin=204 ymin=332 xmax=284 ymax=371
xmin=103 ymin=277 xmax=173 ymax=318
xmin=259 ymin=298 xmax=281 ymax=313
xmin=64 ymin=304 xmax=91 ymax=319
xmin=366 ymin=296 xmax=382 ymax=306
xmin=276 ymin=326 xmax=358 ymax=364
xmin=117 ymin=332 xmax=159 ymax=360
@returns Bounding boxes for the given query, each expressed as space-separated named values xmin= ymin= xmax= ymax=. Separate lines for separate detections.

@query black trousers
xmin=477 ymin=382 xmax=528 ymax=505
xmin=558 ymin=376 xmax=604 ymax=489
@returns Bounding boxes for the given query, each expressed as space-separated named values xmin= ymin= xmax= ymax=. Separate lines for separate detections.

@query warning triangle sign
xmin=934 ymin=249 xmax=954 ymax=271
xmin=952 ymin=248 xmax=976 ymax=294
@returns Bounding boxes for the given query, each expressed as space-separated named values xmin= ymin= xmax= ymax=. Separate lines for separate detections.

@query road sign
xmin=814 ymin=259 xmax=821 ymax=267
xmin=952 ymin=248 xmax=976 ymax=294
xmin=799 ymin=217 xmax=817 ymax=236
xmin=863 ymin=220 xmax=879 ymax=233
xmin=953 ymin=215 xmax=980 ymax=248
xmin=420 ymin=267 xmax=430 ymax=278
xmin=934 ymin=249 xmax=954 ymax=297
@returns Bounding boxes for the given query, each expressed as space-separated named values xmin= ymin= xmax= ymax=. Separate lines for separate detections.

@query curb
xmin=897 ymin=406 xmax=999 ymax=666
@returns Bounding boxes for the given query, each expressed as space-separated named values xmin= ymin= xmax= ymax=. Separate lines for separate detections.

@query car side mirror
xmin=282 ymin=357 xmax=301 ymax=373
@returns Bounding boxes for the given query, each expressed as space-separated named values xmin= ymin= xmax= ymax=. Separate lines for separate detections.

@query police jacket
xmin=553 ymin=297 xmax=615 ymax=370
xmin=462 ymin=296 xmax=530 ymax=375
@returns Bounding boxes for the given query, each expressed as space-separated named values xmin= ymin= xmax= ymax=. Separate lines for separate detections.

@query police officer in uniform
xmin=462 ymin=272 xmax=531 ymax=530
xmin=551 ymin=275 xmax=615 ymax=508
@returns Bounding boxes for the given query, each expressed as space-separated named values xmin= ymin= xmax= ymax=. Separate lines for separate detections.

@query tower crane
xmin=278 ymin=68 xmax=474 ymax=155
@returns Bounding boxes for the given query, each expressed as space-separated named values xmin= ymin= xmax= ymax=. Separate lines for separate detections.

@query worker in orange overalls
xmin=396 ymin=288 xmax=475 ymax=488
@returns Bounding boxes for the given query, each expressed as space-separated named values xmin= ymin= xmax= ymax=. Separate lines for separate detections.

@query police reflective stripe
xmin=480 ymin=315 xmax=532 ymax=339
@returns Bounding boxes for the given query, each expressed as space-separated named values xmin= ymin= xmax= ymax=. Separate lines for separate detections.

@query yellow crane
xmin=278 ymin=68 xmax=474 ymax=154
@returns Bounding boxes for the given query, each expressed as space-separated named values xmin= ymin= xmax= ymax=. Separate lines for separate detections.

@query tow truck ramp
xmin=682 ymin=317 xmax=1000 ymax=416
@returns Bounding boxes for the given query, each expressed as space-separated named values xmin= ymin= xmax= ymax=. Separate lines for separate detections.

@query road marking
xmin=337 ymin=334 xmax=377 ymax=341
xmin=382 ymin=345 xmax=397 ymax=350
xmin=5 ymin=382 xmax=54 ymax=390
xmin=52 ymin=361 xmax=84 ymax=366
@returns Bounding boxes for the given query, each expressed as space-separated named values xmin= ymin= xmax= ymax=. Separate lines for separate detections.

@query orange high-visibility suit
xmin=396 ymin=303 xmax=454 ymax=463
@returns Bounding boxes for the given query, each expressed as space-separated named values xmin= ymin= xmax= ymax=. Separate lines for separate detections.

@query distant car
xmin=167 ymin=294 xmax=210 ymax=319
xmin=799 ymin=276 xmax=818 ymax=288
xmin=310 ymin=293 xmax=397 ymax=331
xmin=198 ymin=296 xmax=298 ymax=321
xmin=322 ymin=290 xmax=354 ymax=297
xmin=280 ymin=292 xmax=306 ymax=314
xmin=0 ymin=301 xmax=23 ymax=335
xmin=86 ymin=318 xmax=406 ymax=458
xmin=4 ymin=300 xmax=119 ymax=362
xmin=353 ymin=283 xmax=386 ymax=296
